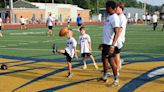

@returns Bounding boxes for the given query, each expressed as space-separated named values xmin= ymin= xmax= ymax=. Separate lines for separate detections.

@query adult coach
xmin=99 ymin=0 xmax=122 ymax=87
xmin=46 ymin=14 xmax=54 ymax=36
xmin=76 ymin=14 xmax=82 ymax=31
xmin=152 ymin=12 xmax=158 ymax=31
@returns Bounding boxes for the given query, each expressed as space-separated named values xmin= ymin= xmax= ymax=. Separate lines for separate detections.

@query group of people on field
xmin=51 ymin=1 xmax=127 ymax=87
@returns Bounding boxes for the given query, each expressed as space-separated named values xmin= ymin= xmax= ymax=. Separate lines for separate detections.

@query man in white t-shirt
xmin=98 ymin=1 xmax=121 ymax=86
xmin=46 ymin=14 xmax=54 ymax=36
xmin=19 ymin=16 xmax=27 ymax=30
xmin=152 ymin=13 xmax=158 ymax=31
xmin=78 ymin=26 xmax=98 ymax=70
xmin=0 ymin=17 xmax=3 ymax=37
xmin=147 ymin=14 xmax=151 ymax=24
xmin=116 ymin=2 xmax=127 ymax=75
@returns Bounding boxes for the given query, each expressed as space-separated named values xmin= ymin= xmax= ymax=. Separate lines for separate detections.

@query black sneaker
xmin=52 ymin=43 xmax=57 ymax=54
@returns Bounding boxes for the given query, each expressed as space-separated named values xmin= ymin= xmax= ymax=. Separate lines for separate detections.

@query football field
xmin=0 ymin=24 xmax=164 ymax=92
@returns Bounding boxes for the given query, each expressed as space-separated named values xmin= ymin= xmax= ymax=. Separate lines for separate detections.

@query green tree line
xmin=0 ymin=0 xmax=161 ymax=13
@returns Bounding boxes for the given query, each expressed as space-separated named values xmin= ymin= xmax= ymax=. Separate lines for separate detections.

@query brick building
xmin=0 ymin=0 xmax=90 ymax=24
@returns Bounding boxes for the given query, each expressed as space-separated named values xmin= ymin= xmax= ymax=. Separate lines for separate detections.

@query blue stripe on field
xmin=118 ymin=66 xmax=164 ymax=92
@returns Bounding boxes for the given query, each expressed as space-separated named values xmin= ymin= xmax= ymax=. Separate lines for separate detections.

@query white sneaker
xmin=83 ymin=65 xmax=87 ymax=69
xmin=111 ymin=80 xmax=119 ymax=87
xmin=94 ymin=64 xmax=99 ymax=70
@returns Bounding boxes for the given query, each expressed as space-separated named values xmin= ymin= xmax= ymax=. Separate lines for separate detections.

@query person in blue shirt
xmin=76 ymin=14 xmax=82 ymax=31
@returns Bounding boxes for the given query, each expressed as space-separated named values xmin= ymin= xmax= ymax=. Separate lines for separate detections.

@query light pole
xmin=144 ymin=0 xmax=147 ymax=25
xmin=65 ymin=0 xmax=67 ymax=4
xmin=9 ymin=0 xmax=13 ymax=24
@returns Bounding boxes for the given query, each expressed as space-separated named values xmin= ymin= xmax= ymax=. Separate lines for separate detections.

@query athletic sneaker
xmin=94 ymin=64 xmax=99 ymax=70
xmin=52 ymin=43 xmax=57 ymax=54
xmin=111 ymin=80 xmax=119 ymax=87
xmin=67 ymin=73 xmax=73 ymax=78
xmin=83 ymin=64 xmax=87 ymax=69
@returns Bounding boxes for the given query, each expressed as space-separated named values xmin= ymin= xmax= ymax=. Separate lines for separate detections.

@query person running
xmin=152 ymin=12 xmax=158 ymax=31
xmin=19 ymin=16 xmax=27 ymax=30
xmin=78 ymin=26 xmax=99 ymax=70
xmin=46 ymin=14 xmax=54 ymax=36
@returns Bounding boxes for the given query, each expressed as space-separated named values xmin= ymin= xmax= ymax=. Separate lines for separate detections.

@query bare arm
xmin=109 ymin=27 xmax=122 ymax=54
xmin=74 ymin=47 xmax=78 ymax=60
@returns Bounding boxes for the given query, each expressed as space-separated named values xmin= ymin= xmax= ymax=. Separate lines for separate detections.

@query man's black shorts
xmin=81 ymin=53 xmax=91 ymax=58
xmin=48 ymin=26 xmax=53 ymax=30
xmin=102 ymin=44 xmax=121 ymax=58
xmin=77 ymin=23 xmax=82 ymax=27
xmin=21 ymin=23 xmax=25 ymax=25
xmin=0 ymin=26 xmax=1 ymax=30
xmin=62 ymin=50 xmax=72 ymax=62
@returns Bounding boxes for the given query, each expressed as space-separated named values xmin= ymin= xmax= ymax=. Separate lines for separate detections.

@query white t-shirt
xmin=102 ymin=13 xmax=120 ymax=46
xmin=47 ymin=16 xmax=53 ymax=26
xmin=152 ymin=14 xmax=158 ymax=23
xmin=65 ymin=37 xmax=77 ymax=58
xmin=67 ymin=17 xmax=71 ymax=22
xmin=147 ymin=15 xmax=151 ymax=20
xmin=20 ymin=18 xmax=25 ymax=24
xmin=0 ymin=18 xmax=2 ymax=26
xmin=117 ymin=13 xmax=127 ymax=49
xmin=142 ymin=15 xmax=146 ymax=20
xmin=78 ymin=34 xmax=91 ymax=53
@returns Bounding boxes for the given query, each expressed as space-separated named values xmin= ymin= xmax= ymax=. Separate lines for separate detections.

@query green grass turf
xmin=0 ymin=24 xmax=164 ymax=60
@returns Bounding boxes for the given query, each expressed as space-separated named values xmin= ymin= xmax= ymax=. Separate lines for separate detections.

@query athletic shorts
xmin=81 ymin=53 xmax=91 ymax=58
xmin=0 ymin=26 xmax=1 ymax=30
xmin=21 ymin=23 xmax=25 ymax=25
xmin=62 ymin=50 xmax=72 ymax=62
xmin=77 ymin=23 xmax=82 ymax=27
xmin=153 ymin=22 xmax=158 ymax=26
xmin=102 ymin=44 xmax=121 ymax=58
xmin=48 ymin=26 xmax=53 ymax=30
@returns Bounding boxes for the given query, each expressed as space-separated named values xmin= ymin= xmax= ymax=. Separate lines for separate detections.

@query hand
xmin=89 ymin=48 xmax=92 ymax=52
xmin=98 ymin=44 xmax=103 ymax=50
xmin=109 ymin=46 xmax=115 ymax=54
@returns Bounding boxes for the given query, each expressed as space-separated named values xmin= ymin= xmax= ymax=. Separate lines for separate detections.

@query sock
xmin=114 ymin=75 xmax=118 ymax=80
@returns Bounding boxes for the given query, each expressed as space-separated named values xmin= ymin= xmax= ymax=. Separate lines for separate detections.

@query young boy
xmin=115 ymin=2 xmax=127 ymax=74
xmin=19 ymin=16 xmax=27 ymax=30
xmin=0 ymin=16 xmax=3 ymax=37
xmin=78 ymin=26 xmax=98 ymax=70
xmin=53 ymin=28 xmax=78 ymax=78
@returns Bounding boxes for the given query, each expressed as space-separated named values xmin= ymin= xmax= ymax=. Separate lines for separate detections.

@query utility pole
xmin=52 ymin=0 xmax=54 ymax=3
xmin=65 ymin=0 xmax=67 ymax=4
xmin=9 ymin=0 xmax=13 ymax=24
xmin=144 ymin=0 xmax=147 ymax=25
xmin=97 ymin=0 xmax=99 ymax=14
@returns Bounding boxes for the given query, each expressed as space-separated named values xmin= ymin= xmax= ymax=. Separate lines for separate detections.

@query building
xmin=160 ymin=4 xmax=164 ymax=20
xmin=99 ymin=7 xmax=144 ymax=21
xmin=0 ymin=0 xmax=90 ymax=24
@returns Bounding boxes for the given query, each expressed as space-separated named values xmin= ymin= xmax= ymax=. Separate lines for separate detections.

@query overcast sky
xmin=137 ymin=0 xmax=164 ymax=6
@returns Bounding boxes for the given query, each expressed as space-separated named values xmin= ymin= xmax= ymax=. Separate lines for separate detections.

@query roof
xmin=13 ymin=0 xmax=38 ymax=8
xmin=160 ymin=5 xmax=164 ymax=13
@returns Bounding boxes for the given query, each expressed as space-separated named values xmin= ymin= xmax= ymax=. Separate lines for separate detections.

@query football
xmin=59 ymin=27 xmax=68 ymax=37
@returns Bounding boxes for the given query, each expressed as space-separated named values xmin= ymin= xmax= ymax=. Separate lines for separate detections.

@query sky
xmin=137 ymin=0 xmax=164 ymax=6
